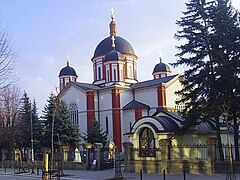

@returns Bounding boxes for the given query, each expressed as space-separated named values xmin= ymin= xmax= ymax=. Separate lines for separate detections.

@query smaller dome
xmin=59 ymin=62 xmax=77 ymax=77
xmin=104 ymin=49 xmax=123 ymax=62
xmin=152 ymin=58 xmax=171 ymax=74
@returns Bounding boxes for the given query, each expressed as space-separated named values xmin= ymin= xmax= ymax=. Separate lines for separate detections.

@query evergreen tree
xmin=16 ymin=92 xmax=31 ymax=148
xmin=31 ymin=99 xmax=43 ymax=153
xmin=41 ymin=93 xmax=80 ymax=150
xmin=172 ymin=0 xmax=240 ymax=160
xmin=210 ymin=0 xmax=240 ymax=160
xmin=81 ymin=120 xmax=107 ymax=146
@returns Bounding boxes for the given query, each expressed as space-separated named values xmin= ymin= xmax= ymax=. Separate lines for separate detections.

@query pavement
xmin=0 ymin=167 xmax=240 ymax=180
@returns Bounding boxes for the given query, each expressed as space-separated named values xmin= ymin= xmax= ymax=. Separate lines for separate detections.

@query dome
xmin=104 ymin=49 xmax=123 ymax=62
xmin=152 ymin=62 xmax=171 ymax=74
xmin=59 ymin=62 xmax=77 ymax=77
xmin=93 ymin=36 xmax=135 ymax=58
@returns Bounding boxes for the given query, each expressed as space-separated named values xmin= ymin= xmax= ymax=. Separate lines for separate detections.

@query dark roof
xmin=59 ymin=63 xmax=77 ymax=77
xmin=123 ymin=100 xmax=150 ymax=110
xmin=153 ymin=62 xmax=171 ymax=74
xmin=190 ymin=119 xmax=217 ymax=131
xmin=93 ymin=36 xmax=135 ymax=58
xmin=104 ymin=49 xmax=123 ymax=62
xmin=155 ymin=116 xmax=181 ymax=133
xmin=131 ymin=74 xmax=178 ymax=89
xmin=72 ymin=82 xmax=100 ymax=91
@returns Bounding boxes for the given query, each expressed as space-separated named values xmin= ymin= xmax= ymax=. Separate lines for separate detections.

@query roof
xmin=123 ymin=100 xmax=150 ymax=110
xmin=131 ymin=74 xmax=178 ymax=89
xmin=59 ymin=62 xmax=77 ymax=77
xmin=104 ymin=49 xmax=124 ymax=62
xmin=72 ymin=82 xmax=101 ymax=91
xmin=152 ymin=62 xmax=171 ymax=74
xmin=93 ymin=36 xmax=135 ymax=58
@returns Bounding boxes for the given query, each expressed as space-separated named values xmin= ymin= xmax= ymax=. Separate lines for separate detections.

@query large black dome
xmin=93 ymin=36 xmax=135 ymax=58
xmin=59 ymin=62 xmax=77 ymax=77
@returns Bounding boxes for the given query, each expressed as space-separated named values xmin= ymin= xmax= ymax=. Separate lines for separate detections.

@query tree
xmin=210 ymin=0 xmax=240 ymax=160
xmin=81 ymin=120 xmax=107 ymax=146
xmin=0 ymin=22 xmax=17 ymax=90
xmin=0 ymin=85 xmax=21 ymax=158
xmin=172 ymin=0 xmax=240 ymax=160
xmin=41 ymin=93 xmax=80 ymax=150
xmin=31 ymin=99 xmax=43 ymax=153
xmin=15 ymin=92 xmax=31 ymax=148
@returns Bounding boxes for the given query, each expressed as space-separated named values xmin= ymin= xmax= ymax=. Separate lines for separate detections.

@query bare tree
xmin=0 ymin=85 xmax=21 ymax=158
xmin=0 ymin=22 xmax=17 ymax=91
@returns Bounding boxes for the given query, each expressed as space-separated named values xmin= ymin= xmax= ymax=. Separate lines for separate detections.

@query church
xmin=57 ymin=12 xmax=200 ymax=152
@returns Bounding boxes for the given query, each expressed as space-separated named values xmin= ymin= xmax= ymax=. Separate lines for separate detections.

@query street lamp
xmin=30 ymin=99 xmax=34 ymax=173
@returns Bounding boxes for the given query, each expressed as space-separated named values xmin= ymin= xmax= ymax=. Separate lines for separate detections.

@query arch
xmin=139 ymin=127 xmax=156 ymax=157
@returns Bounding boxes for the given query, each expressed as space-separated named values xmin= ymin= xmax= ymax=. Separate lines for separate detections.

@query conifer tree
xmin=173 ymin=0 xmax=240 ymax=160
xmin=41 ymin=93 xmax=79 ymax=150
xmin=81 ymin=120 xmax=107 ymax=146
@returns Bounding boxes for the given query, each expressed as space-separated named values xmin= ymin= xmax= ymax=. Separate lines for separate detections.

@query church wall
xmin=120 ymin=89 xmax=133 ymax=108
xmin=134 ymin=87 xmax=158 ymax=109
xmin=98 ymin=90 xmax=112 ymax=110
xmin=59 ymin=87 xmax=88 ymax=135
xmin=122 ymin=110 xmax=135 ymax=141
xmin=98 ymin=110 xmax=113 ymax=141
xmin=165 ymin=80 xmax=182 ymax=109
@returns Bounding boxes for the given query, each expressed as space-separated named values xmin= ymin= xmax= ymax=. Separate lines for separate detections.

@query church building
xmin=58 ymin=12 xmax=183 ymax=152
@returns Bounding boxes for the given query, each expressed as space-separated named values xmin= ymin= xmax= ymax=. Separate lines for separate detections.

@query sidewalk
xmin=1 ymin=168 xmax=240 ymax=179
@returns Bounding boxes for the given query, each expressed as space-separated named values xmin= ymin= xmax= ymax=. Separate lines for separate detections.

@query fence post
xmin=163 ymin=169 xmax=166 ymax=180
xmin=206 ymin=137 xmax=217 ymax=174
xmin=183 ymin=169 xmax=186 ymax=180
xmin=140 ymin=169 xmax=143 ymax=180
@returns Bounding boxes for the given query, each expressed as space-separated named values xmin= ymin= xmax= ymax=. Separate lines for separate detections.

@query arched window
xmin=69 ymin=103 xmax=79 ymax=125
xmin=139 ymin=127 xmax=156 ymax=157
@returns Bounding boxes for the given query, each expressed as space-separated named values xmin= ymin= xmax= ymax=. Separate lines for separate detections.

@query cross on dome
xmin=111 ymin=7 xmax=115 ymax=20
xmin=111 ymin=36 xmax=116 ymax=49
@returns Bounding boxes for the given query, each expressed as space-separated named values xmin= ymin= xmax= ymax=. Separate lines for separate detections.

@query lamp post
xmin=30 ymin=100 xmax=34 ymax=173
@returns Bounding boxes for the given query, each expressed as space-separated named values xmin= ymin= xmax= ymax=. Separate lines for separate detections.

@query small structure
xmin=124 ymin=109 xmax=232 ymax=174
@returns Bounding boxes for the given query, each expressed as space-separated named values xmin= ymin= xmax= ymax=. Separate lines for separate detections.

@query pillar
xmin=86 ymin=91 xmax=95 ymax=132
xmin=112 ymin=89 xmax=122 ymax=152
xmin=61 ymin=146 xmax=69 ymax=162
xmin=123 ymin=142 xmax=133 ymax=171
xmin=93 ymin=143 xmax=103 ymax=170
xmin=159 ymin=139 xmax=170 ymax=173
xmin=206 ymin=137 xmax=217 ymax=174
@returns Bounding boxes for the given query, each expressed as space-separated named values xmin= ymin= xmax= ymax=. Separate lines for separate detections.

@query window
xmin=139 ymin=127 xmax=156 ymax=157
xmin=113 ymin=69 xmax=117 ymax=81
xmin=69 ymin=103 xmax=79 ymax=125
xmin=106 ymin=117 xmax=109 ymax=134
xmin=98 ymin=66 xmax=102 ymax=80
xmin=107 ymin=70 xmax=110 ymax=82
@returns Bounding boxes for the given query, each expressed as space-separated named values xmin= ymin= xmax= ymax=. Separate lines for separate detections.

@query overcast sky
xmin=0 ymin=0 xmax=239 ymax=114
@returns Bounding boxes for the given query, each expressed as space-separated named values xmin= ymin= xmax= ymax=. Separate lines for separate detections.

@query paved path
xmin=0 ymin=168 xmax=240 ymax=179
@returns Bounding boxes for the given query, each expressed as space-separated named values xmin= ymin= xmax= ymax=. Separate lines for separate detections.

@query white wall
xmin=165 ymin=79 xmax=182 ymax=109
xmin=135 ymin=87 xmax=158 ymax=108
xmin=59 ymin=86 xmax=88 ymax=136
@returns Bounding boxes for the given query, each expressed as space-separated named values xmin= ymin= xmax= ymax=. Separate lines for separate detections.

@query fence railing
xmin=170 ymin=144 xmax=207 ymax=160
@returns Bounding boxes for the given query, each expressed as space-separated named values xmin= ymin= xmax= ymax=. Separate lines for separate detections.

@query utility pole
xmin=30 ymin=99 xmax=34 ymax=173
